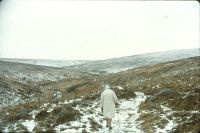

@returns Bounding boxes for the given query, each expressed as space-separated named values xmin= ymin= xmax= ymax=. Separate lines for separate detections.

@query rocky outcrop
xmin=148 ymin=88 xmax=179 ymax=101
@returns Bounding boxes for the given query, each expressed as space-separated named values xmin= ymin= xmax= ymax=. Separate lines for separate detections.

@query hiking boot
xmin=109 ymin=127 xmax=112 ymax=130
xmin=106 ymin=125 xmax=109 ymax=127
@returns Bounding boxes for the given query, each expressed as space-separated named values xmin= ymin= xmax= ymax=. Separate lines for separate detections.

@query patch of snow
xmin=0 ymin=89 xmax=25 ymax=108
xmin=5 ymin=91 xmax=198 ymax=132
xmin=30 ymin=110 xmax=40 ymax=119
xmin=47 ymin=108 xmax=54 ymax=113
xmin=114 ymin=92 xmax=146 ymax=133
xmin=155 ymin=116 xmax=177 ymax=133
xmin=62 ymin=99 xmax=82 ymax=104
xmin=191 ymin=111 xmax=200 ymax=114
xmin=155 ymin=105 xmax=178 ymax=133
xmin=21 ymin=120 xmax=38 ymax=132
xmin=105 ymin=67 xmax=134 ymax=73
xmin=117 ymin=86 xmax=124 ymax=90
xmin=161 ymin=105 xmax=171 ymax=111
xmin=41 ymin=103 xmax=49 ymax=108
xmin=2 ymin=126 xmax=10 ymax=133
xmin=55 ymin=92 xmax=146 ymax=133
xmin=46 ymin=103 xmax=59 ymax=112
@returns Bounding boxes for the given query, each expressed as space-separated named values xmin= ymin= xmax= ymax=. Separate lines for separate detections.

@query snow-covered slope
xmin=0 ymin=58 xmax=91 ymax=67
xmin=0 ymin=60 xmax=96 ymax=108
xmin=101 ymin=56 xmax=200 ymax=133
xmin=0 ymin=60 xmax=94 ymax=82
xmin=0 ymin=55 xmax=199 ymax=133
xmin=1 ymin=91 xmax=147 ymax=133
xmin=2 ymin=89 xmax=198 ymax=133
xmin=67 ymin=48 xmax=200 ymax=74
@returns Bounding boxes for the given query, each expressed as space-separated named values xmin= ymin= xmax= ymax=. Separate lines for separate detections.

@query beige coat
xmin=100 ymin=87 xmax=118 ymax=119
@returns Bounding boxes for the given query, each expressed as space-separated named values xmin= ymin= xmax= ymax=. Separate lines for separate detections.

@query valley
xmin=0 ymin=49 xmax=199 ymax=133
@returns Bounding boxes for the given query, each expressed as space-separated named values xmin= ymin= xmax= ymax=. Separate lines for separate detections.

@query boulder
xmin=149 ymin=88 xmax=178 ymax=101
xmin=156 ymin=88 xmax=178 ymax=97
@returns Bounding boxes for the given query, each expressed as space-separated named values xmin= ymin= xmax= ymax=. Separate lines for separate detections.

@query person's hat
xmin=105 ymin=84 xmax=110 ymax=90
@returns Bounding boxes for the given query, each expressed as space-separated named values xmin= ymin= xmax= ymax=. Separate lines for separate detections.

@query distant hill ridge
xmin=0 ymin=58 xmax=92 ymax=67
xmin=0 ymin=48 xmax=199 ymax=74
xmin=66 ymin=48 xmax=200 ymax=74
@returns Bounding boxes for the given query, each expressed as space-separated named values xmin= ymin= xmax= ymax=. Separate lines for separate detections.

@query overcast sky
xmin=0 ymin=0 xmax=199 ymax=60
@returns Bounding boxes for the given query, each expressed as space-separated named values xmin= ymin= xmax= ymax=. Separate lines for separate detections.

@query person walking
xmin=100 ymin=84 xmax=119 ymax=130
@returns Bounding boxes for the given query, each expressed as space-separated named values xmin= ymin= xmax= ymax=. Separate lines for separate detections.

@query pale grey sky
xmin=0 ymin=0 xmax=199 ymax=60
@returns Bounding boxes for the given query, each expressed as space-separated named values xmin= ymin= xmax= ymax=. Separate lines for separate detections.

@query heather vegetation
xmin=0 ymin=50 xmax=199 ymax=132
